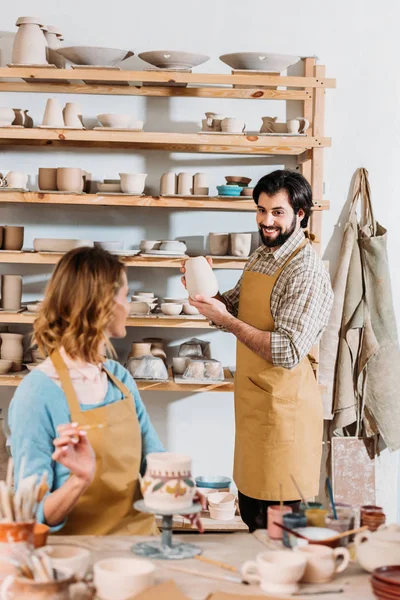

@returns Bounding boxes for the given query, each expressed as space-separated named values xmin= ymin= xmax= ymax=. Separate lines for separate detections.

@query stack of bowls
xmin=371 ymin=566 xmax=400 ymax=599
xmin=217 ymin=176 xmax=252 ymax=197
xmin=195 ymin=475 xmax=231 ymax=496
xmin=208 ymin=492 xmax=236 ymax=521
xmin=216 ymin=185 xmax=242 ymax=197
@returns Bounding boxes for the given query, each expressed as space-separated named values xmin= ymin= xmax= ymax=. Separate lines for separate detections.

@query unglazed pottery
xmin=33 ymin=238 xmax=93 ymax=252
xmin=219 ymin=53 xmax=301 ymax=72
xmin=159 ymin=240 xmax=187 ymax=253
xmin=221 ymin=117 xmax=246 ymax=133
xmin=241 ymin=187 xmax=254 ymax=197
xmin=177 ymin=173 xmax=192 ymax=195
xmin=182 ymin=303 xmax=199 ymax=315
xmin=1 ymin=275 xmax=22 ymax=311
xmin=12 ymin=109 xmax=24 ymax=126
xmin=205 ymin=112 xmax=225 ymax=131
xmin=225 ymin=176 xmax=252 ymax=185
xmin=193 ymin=172 xmax=209 ymax=195
xmin=287 ymin=117 xmax=310 ymax=134
xmin=44 ymin=26 xmax=65 ymax=68
xmin=241 ymin=550 xmax=307 ymax=595
xmin=119 ymin=173 xmax=147 ymax=195
xmin=209 ymin=233 xmax=229 ymax=256
xmin=42 ymin=98 xmax=64 ymax=127
xmin=141 ymin=452 xmax=195 ymax=510
xmin=130 ymin=301 xmax=150 ymax=316
xmin=93 ymin=558 xmax=155 ymax=600
xmin=185 ymin=256 xmax=219 ymax=299
xmin=56 ymin=168 xmax=83 ymax=193
xmin=161 ymin=303 xmax=183 ymax=316
xmin=12 ymin=17 xmax=47 ymax=65
xmin=3 ymin=226 xmax=24 ymax=250
xmin=172 ymin=357 xmax=189 ymax=374
xmin=0 ymin=333 xmax=23 ymax=371
xmin=128 ymin=343 xmax=152 ymax=359
xmin=0 ymin=108 xmax=16 ymax=127
xmin=6 ymin=172 xmax=28 ymax=189
xmin=39 ymin=545 xmax=90 ymax=579
xmin=209 ymin=504 xmax=236 ymax=521
xmin=38 ymin=168 xmax=57 ymax=191
xmin=355 ymin=524 xmax=400 ymax=572
xmin=0 ymin=360 xmax=12 ymax=375
xmin=160 ymin=172 xmax=177 ymax=195
xmin=138 ymin=50 xmax=209 ymax=70
xmin=230 ymin=233 xmax=252 ymax=257
xmin=62 ymin=102 xmax=83 ymax=128
xmin=97 ymin=183 xmax=121 ymax=193
xmin=93 ymin=241 xmax=124 ymax=251
xmin=297 ymin=545 xmax=350 ymax=583
xmin=260 ymin=116 xmax=287 ymax=133
xmin=97 ymin=114 xmax=143 ymax=129
xmin=139 ymin=240 xmax=161 ymax=253
xmin=54 ymin=46 xmax=133 ymax=66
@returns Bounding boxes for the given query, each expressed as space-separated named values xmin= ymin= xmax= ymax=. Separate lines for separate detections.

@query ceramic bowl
xmin=0 ymin=359 xmax=13 ymax=375
xmin=131 ymin=295 xmax=158 ymax=304
xmin=33 ymin=523 xmax=50 ymax=548
xmin=161 ymin=303 xmax=183 ymax=316
xmin=219 ymin=52 xmax=301 ymax=72
xmin=119 ymin=173 xmax=147 ymax=195
xmin=55 ymin=47 xmax=134 ymax=66
xmin=135 ymin=292 xmax=155 ymax=298
xmin=163 ymin=297 xmax=188 ymax=304
xmin=97 ymin=114 xmax=143 ymax=129
xmin=195 ymin=475 xmax=232 ymax=490
xmin=40 ymin=545 xmax=91 ymax=579
xmin=33 ymin=239 xmax=94 ymax=252
xmin=139 ymin=240 xmax=162 ymax=252
xmin=241 ymin=187 xmax=254 ymax=197
xmin=209 ymin=504 xmax=236 ymax=521
xmin=97 ymin=183 xmax=121 ymax=193
xmin=294 ymin=527 xmax=340 ymax=548
xmin=217 ymin=185 xmax=242 ymax=196
xmin=207 ymin=492 xmax=236 ymax=508
xmin=138 ymin=50 xmax=209 ymax=70
xmin=94 ymin=241 xmax=124 ymax=251
xmin=130 ymin=301 xmax=150 ymax=316
xmin=182 ymin=303 xmax=199 ymax=315
xmin=225 ymin=176 xmax=252 ymax=185
xmin=159 ymin=240 xmax=187 ymax=253
xmin=26 ymin=303 xmax=42 ymax=313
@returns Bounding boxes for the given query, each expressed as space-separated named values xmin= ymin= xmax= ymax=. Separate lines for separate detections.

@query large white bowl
xmin=219 ymin=52 xmax=301 ymax=72
xmin=97 ymin=114 xmax=143 ymax=130
xmin=161 ymin=303 xmax=183 ymax=316
xmin=33 ymin=239 xmax=93 ymax=252
xmin=138 ymin=50 xmax=209 ymax=70
xmin=54 ymin=46 xmax=133 ymax=66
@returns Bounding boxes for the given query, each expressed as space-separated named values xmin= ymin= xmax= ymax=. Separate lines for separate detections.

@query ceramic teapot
xmin=355 ymin=524 xmax=400 ymax=573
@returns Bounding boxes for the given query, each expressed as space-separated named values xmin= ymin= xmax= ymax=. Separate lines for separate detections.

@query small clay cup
xmin=38 ymin=168 xmax=57 ymax=191
xmin=56 ymin=168 xmax=83 ymax=192
xmin=1 ymin=275 xmax=22 ymax=311
xmin=3 ymin=226 xmax=24 ymax=251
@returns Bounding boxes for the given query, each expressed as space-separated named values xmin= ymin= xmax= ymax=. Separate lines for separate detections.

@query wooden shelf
xmin=0 ymin=129 xmax=331 ymax=155
xmin=0 ymin=191 xmax=330 ymax=212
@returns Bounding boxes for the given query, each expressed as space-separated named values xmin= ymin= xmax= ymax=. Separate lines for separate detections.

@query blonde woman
xmin=9 ymin=247 xmax=203 ymax=535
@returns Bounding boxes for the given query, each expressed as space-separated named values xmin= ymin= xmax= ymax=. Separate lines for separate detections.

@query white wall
xmin=0 ymin=0 xmax=399 ymax=519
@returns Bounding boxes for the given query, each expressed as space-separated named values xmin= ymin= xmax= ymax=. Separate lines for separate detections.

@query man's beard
xmin=259 ymin=214 xmax=297 ymax=248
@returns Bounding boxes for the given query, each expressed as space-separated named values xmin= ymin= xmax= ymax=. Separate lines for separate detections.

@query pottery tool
xmin=165 ymin=564 xmax=245 ymax=585
xmin=326 ymin=477 xmax=337 ymax=520
xmin=293 ymin=590 xmax=344 ymax=596
xmin=272 ymin=521 xmax=310 ymax=541
xmin=290 ymin=473 xmax=309 ymax=509
xmin=194 ymin=555 xmax=238 ymax=573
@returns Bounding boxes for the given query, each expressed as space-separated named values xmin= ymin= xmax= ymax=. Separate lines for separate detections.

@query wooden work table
xmin=51 ymin=532 xmax=373 ymax=600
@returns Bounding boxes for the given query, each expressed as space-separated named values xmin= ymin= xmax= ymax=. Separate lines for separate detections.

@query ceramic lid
xmin=16 ymin=16 xmax=45 ymax=26
xmin=373 ymin=524 xmax=400 ymax=543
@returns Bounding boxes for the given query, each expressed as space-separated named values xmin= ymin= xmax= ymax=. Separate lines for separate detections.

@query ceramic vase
xmin=62 ymin=103 xmax=83 ymax=129
xmin=0 ymin=108 xmax=16 ymax=127
xmin=221 ymin=118 xmax=246 ymax=133
xmin=1 ymin=276 xmax=22 ymax=311
xmin=23 ymin=110 xmax=33 ymax=128
xmin=12 ymin=109 xmax=24 ymax=126
xmin=0 ymin=333 xmax=23 ymax=372
xmin=177 ymin=173 xmax=192 ymax=195
xmin=42 ymin=98 xmax=64 ymax=127
xmin=141 ymin=452 xmax=195 ymax=511
xmin=160 ymin=172 xmax=176 ymax=195
xmin=56 ymin=168 xmax=83 ymax=193
xmin=38 ymin=168 xmax=57 ymax=191
xmin=11 ymin=17 xmax=47 ymax=65
xmin=6 ymin=172 xmax=28 ymax=190
xmin=230 ymin=233 xmax=252 ymax=257
xmin=185 ymin=256 xmax=219 ymax=299
xmin=3 ymin=227 xmax=24 ymax=250
xmin=119 ymin=173 xmax=147 ymax=195
xmin=209 ymin=233 xmax=229 ymax=256
xmin=193 ymin=173 xmax=209 ymax=195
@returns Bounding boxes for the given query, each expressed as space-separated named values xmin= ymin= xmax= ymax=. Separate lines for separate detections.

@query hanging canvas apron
xmin=50 ymin=350 xmax=158 ymax=535
xmin=234 ymin=241 xmax=323 ymax=500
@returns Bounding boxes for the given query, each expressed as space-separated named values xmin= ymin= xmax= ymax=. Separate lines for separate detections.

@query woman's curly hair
xmin=34 ymin=246 xmax=126 ymax=363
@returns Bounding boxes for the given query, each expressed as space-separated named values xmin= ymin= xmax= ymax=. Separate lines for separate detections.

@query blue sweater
xmin=8 ymin=360 xmax=164 ymax=531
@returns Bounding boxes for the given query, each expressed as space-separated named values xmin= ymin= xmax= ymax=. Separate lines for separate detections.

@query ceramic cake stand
xmin=132 ymin=500 xmax=202 ymax=560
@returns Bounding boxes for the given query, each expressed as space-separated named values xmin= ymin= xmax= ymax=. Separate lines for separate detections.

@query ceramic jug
xmin=1 ymin=275 xmax=22 ymax=311
xmin=5 ymin=172 xmax=28 ymax=190
xmin=204 ymin=112 xmax=225 ymax=131
xmin=42 ymin=98 xmax=64 ymax=127
xmin=12 ymin=17 xmax=47 ymax=65
xmin=260 ymin=116 xmax=287 ymax=133
xmin=185 ymin=256 xmax=219 ymax=299
xmin=140 ymin=452 xmax=195 ymax=511
xmin=297 ymin=545 xmax=350 ymax=583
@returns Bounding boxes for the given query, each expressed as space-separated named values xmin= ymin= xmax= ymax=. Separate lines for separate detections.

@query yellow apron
xmin=50 ymin=350 xmax=158 ymax=535
xmin=234 ymin=240 xmax=323 ymax=501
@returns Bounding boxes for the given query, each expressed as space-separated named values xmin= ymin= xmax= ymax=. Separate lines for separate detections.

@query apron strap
xmin=50 ymin=350 xmax=82 ymax=415
xmin=102 ymin=364 xmax=132 ymax=399
xmin=273 ymin=238 xmax=309 ymax=279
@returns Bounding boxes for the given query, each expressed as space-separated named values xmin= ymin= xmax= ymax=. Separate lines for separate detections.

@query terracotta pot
xmin=177 ymin=173 xmax=192 ymax=195
xmin=11 ymin=18 xmax=47 ymax=65
xmin=128 ymin=342 xmax=152 ymax=359
xmin=193 ymin=173 xmax=209 ymax=195
xmin=1 ymin=568 xmax=74 ymax=599
xmin=0 ymin=522 xmax=34 ymax=583
xmin=6 ymin=172 xmax=28 ymax=190
xmin=3 ymin=227 xmax=24 ymax=251
xmin=141 ymin=452 xmax=195 ymax=511
xmin=160 ymin=172 xmax=177 ymax=195
xmin=0 ymin=108 xmax=15 ymax=127
xmin=1 ymin=275 xmax=22 ymax=311
xmin=119 ymin=173 xmax=147 ymax=195
xmin=56 ymin=168 xmax=83 ymax=192
xmin=42 ymin=98 xmax=64 ymax=127
xmin=62 ymin=103 xmax=83 ymax=128
xmin=209 ymin=233 xmax=229 ymax=256
xmin=38 ymin=168 xmax=57 ymax=191
xmin=0 ymin=333 xmax=23 ymax=371
xmin=185 ymin=256 xmax=219 ymax=299
xmin=229 ymin=233 xmax=252 ymax=257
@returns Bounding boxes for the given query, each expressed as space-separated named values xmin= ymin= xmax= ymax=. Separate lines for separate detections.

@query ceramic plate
xmin=219 ymin=52 xmax=301 ymax=72
xmin=198 ymin=131 xmax=246 ymax=135
xmin=109 ymin=250 xmax=139 ymax=256
xmin=40 ymin=191 xmax=86 ymax=195
xmin=140 ymin=250 xmax=187 ymax=257
xmin=258 ymin=132 xmax=306 ymax=137
xmin=0 ymin=188 xmax=28 ymax=192
xmin=160 ymin=194 xmax=210 ymax=198
xmin=37 ymin=126 xmax=86 ymax=129
xmin=206 ymin=255 xmax=248 ymax=260
xmin=55 ymin=47 xmax=133 ymax=67
xmin=96 ymin=192 xmax=145 ymax=196
xmin=374 ymin=567 xmax=400 ymax=586
xmin=0 ymin=250 xmax=24 ymax=253
xmin=138 ymin=51 xmax=209 ymax=70
xmin=0 ymin=125 xmax=24 ymax=129
xmin=93 ymin=127 xmax=144 ymax=131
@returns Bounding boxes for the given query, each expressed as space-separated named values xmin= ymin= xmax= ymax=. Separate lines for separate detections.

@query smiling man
xmin=187 ymin=169 xmax=333 ymax=532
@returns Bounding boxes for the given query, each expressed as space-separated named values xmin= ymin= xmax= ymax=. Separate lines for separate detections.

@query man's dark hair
xmin=253 ymin=169 xmax=313 ymax=228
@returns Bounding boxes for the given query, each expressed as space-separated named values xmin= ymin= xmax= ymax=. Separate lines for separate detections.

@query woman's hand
xmin=180 ymin=257 xmax=213 ymax=289
xmin=182 ymin=491 xmax=207 ymax=533
xmin=52 ymin=423 xmax=96 ymax=486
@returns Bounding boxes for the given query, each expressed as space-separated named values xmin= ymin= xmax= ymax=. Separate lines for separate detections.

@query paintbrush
xmin=194 ymin=555 xmax=238 ymax=573
xmin=326 ymin=477 xmax=337 ymax=520
xmin=273 ymin=521 xmax=310 ymax=541
xmin=291 ymin=473 xmax=309 ymax=509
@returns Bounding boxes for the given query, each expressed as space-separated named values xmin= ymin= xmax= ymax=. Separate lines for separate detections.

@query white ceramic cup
xmin=296 ymin=545 xmax=350 ymax=583
xmin=93 ymin=557 xmax=155 ymax=600
xmin=241 ymin=550 xmax=307 ymax=595
xmin=6 ymin=171 xmax=28 ymax=189
xmin=119 ymin=173 xmax=147 ymax=195
xmin=39 ymin=545 xmax=91 ymax=579
xmin=221 ymin=118 xmax=246 ymax=133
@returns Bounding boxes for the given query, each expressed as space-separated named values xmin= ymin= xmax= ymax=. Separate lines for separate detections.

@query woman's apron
xmin=50 ymin=350 xmax=158 ymax=535
xmin=234 ymin=241 xmax=323 ymax=501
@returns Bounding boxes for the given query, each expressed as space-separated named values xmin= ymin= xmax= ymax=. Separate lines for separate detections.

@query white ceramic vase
xmin=141 ymin=452 xmax=195 ymax=511
xmin=185 ymin=256 xmax=219 ymax=299
xmin=221 ymin=118 xmax=246 ymax=133
xmin=230 ymin=233 xmax=252 ymax=257
xmin=62 ymin=103 xmax=83 ymax=128
xmin=160 ymin=172 xmax=176 ymax=195
xmin=177 ymin=173 xmax=192 ymax=195
xmin=42 ymin=98 xmax=65 ymax=127
xmin=119 ymin=173 xmax=147 ymax=195
xmin=1 ymin=275 xmax=22 ymax=311
xmin=193 ymin=172 xmax=209 ymax=195
xmin=12 ymin=17 xmax=47 ymax=65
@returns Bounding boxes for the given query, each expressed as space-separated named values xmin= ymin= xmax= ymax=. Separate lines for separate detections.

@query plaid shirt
xmin=222 ymin=228 xmax=333 ymax=369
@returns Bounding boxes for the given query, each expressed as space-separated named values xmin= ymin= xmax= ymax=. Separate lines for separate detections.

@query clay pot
xmin=204 ymin=112 xmax=225 ymax=131
xmin=141 ymin=452 xmax=195 ymax=511
xmin=0 ymin=333 xmax=24 ymax=371
xmin=12 ymin=109 xmax=24 ymax=126
xmin=0 ymin=108 xmax=15 ymax=127
xmin=62 ymin=103 xmax=83 ymax=128
xmin=128 ymin=343 xmax=152 ymax=359
xmin=0 ymin=522 xmax=34 ymax=583
xmin=11 ymin=18 xmax=47 ymax=65
xmin=56 ymin=168 xmax=83 ymax=193
xmin=42 ymin=98 xmax=64 ymax=127
xmin=3 ymin=227 xmax=24 ymax=251
xmin=172 ymin=357 xmax=189 ymax=374
xmin=1 ymin=568 xmax=75 ymax=599
xmin=185 ymin=256 xmax=219 ymax=299
xmin=6 ymin=172 xmax=28 ymax=190
xmin=209 ymin=233 xmax=229 ymax=256
xmin=193 ymin=173 xmax=209 ymax=195
xmin=119 ymin=173 xmax=147 ymax=195
xmin=230 ymin=233 xmax=252 ymax=257
xmin=160 ymin=172 xmax=177 ymax=195
xmin=177 ymin=173 xmax=192 ymax=195
xmin=1 ymin=276 xmax=22 ymax=311
xmin=38 ymin=168 xmax=57 ymax=191
xmin=221 ymin=118 xmax=246 ymax=133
